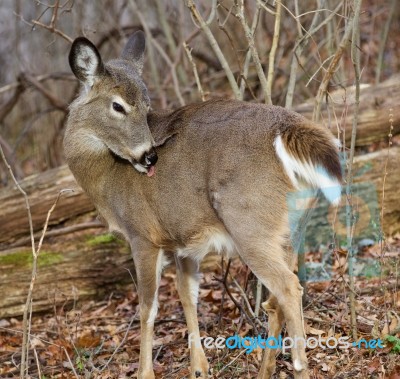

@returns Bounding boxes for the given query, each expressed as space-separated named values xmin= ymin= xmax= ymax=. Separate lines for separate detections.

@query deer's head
xmin=69 ymin=31 xmax=157 ymax=176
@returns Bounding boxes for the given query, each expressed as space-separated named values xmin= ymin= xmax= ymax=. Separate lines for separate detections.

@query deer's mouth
xmin=107 ymin=144 xmax=157 ymax=177
xmin=133 ymin=162 xmax=156 ymax=177
xmin=134 ymin=148 xmax=158 ymax=177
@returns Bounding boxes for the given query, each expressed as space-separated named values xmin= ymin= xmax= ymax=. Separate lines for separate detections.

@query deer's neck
xmin=64 ymin=128 xmax=116 ymax=194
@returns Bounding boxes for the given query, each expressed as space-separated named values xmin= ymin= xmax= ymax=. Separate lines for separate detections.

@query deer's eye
xmin=112 ymin=102 xmax=126 ymax=114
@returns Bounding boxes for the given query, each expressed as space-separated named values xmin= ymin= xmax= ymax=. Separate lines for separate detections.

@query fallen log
xmin=0 ymin=234 xmax=135 ymax=318
xmin=0 ymin=165 xmax=95 ymax=246
xmin=294 ymin=75 xmax=400 ymax=147
xmin=0 ymin=165 xmax=136 ymax=317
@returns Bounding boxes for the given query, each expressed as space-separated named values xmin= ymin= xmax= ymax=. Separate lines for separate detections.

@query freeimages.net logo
xmin=188 ymin=333 xmax=384 ymax=355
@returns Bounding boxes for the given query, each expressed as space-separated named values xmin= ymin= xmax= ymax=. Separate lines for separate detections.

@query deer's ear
xmin=69 ymin=37 xmax=105 ymax=88
xmin=121 ymin=31 xmax=145 ymax=75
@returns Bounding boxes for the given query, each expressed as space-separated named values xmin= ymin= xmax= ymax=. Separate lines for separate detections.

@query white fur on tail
xmin=274 ymin=135 xmax=341 ymax=205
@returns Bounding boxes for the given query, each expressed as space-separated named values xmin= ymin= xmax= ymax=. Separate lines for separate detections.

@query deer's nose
xmin=143 ymin=148 xmax=158 ymax=167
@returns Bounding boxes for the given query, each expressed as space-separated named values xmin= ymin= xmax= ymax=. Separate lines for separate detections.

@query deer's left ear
xmin=69 ymin=37 xmax=105 ymax=88
xmin=121 ymin=31 xmax=145 ymax=75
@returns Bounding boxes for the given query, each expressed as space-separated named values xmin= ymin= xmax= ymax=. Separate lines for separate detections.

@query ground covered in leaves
xmin=1 ymin=238 xmax=399 ymax=379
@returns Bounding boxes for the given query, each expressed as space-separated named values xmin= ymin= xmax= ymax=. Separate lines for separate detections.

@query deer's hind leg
xmin=244 ymin=241 xmax=308 ymax=379
xmin=258 ymin=295 xmax=285 ymax=378
xmin=217 ymin=202 xmax=309 ymax=379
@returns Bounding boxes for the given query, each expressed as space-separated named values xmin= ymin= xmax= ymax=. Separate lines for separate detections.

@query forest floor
xmin=0 ymin=237 xmax=399 ymax=379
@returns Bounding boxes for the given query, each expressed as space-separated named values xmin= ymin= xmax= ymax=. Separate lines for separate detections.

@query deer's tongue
xmin=147 ymin=165 xmax=155 ymax=177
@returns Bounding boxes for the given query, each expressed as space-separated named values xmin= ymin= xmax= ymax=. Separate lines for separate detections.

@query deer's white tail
xmin=274 ymin=126 xmax=342 ymax=205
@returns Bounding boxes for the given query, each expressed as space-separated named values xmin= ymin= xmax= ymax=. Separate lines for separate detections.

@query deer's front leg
xmin=175 ymin=256 xmax=210 ymax=378
xmin=133 ymin=243 xmax=165 ymax=379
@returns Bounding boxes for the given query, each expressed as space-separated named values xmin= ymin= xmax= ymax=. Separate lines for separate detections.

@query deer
xmin=64 ymin=31 xmax=342 ymax=379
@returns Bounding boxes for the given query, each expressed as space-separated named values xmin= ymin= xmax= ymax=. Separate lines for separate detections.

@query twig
xmin=155 ymin=0 xmax=177 ymax=56
xmin=380 ymin=109 xmax=394 ymax=248
xmin=129 ymin=0 xmax=167 ymax=108
xmin=0 ymin=141 xmax=70 ymax=378
xmin=0 ymin=141 xmax=35 ymax=379
xmin=239 ymin=4 xmax=261 ymax=99
xmin=19 ymin=73 xmax=68 ymax=111
xmin=150 ymin=37 xmax=186 ymax=106
xmin=98 ymin=311 xmax=138 ymax=372
xmin=215 ymin=349 xmax=247 ymax=377
xmin=285 ymin=0 xmax=334 ymax=108
xmin=0 ymin=72 xmax=74 ymax=94
xmin=230 ymin=276 xmax=265 ymax=329
xmin=183 ymin=42 xmax=206 ymax=101
xmin=31 ymin=0 xmax=73 ymax=44
xmin=266 ymin=0 xmax=282 ymax=105
xmin=313 ymin=12 xmax=353 ymax=122
xmin=155 ymin=0 xmax=188 ymax=87
xmin=375 ymin=0 xmax=396 ymax=84
xmin=0 ymin=135 xmax=24 ymax=179
xmin=346 ymin=0 xmax=362 ymax=340
xmin=33 ymin=347 xmax=42 ymax=379
xmin=186 ymin=0 xmax=241 ymax=99
xmin=214 ymin=259 xmax=259 ymax=333
xmin=0 ymin=85 xmax=24 ymax=122
xmin=26 ymin=190 xmax=70 ymax=377
xmin=236 ymin=0 xmax=270 ymax=103
xmin=254 ymin=278 xmax=262 ymax=317
xmin=256 ymin=0 xmax=276 ymax=16
xmin=32 ymin=20 xmax=74 ymax=43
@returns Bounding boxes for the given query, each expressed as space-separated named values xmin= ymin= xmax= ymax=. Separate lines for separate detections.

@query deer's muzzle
xmin=142 ymin=148 xmax=158 ymax=167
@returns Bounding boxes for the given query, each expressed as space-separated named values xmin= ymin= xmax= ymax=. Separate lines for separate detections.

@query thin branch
xmin=98 ymin=311 xmax=138 ymax=372
xmin=0 ymin=72 xmax=74 ymax=94
xmin=0 ymin=86 xmax=24 ymax=122
xmin=186 ymin=0 xmax=241 ymax=99
xmin=0 ymin=145 xmax=34 ymax=378
xmin=266 ymin=0 xmax=282 ymax=105
xmin=380 ymin=109 xmax=394 ymax=242
xmin=313 ymin=15 xmax=353 ymax=121
xmin=213 ymin=259 xmax=259 ymax=333
xmin=285 ymin=0 xmax=332 ymax=108
xmin=129 ymin=0 xmax=166 ymax=108
xmin=236 ymin=0 xmax=270 ymax=103
xmin=150 ymin=38 xmax=186 ymax=106
xmin=230 ymin=276 xmax=265 ymax=329
xmin=155 ymin=0 xmax=188 ymax=87
xmin=256 ymin=0 xmax=276 ymax=16
xmin=1 ymin=143 xmax=69 ymax=377
xmin=183 ymin=42 xmax=206 ymax=101
xmin=346 ymin=0 xmax=362 ymax=340
xmin=239 ymin=4 xmax=261 ymax=99
xmin=0 ymin=135 xmax=24 ymax=179
xmin=19 ymin=73 xmax=68 ymax=111
xmin=375 ymin=0 xmax=396 ymax=84
xmin=31 ymin=19 xmax=72 ymax=44
xmin=30 ymin=0 xmax=73 ymax=43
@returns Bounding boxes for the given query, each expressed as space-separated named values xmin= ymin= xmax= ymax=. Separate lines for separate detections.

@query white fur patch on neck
xmin=76 ymin=131 xmax=106 ymax=153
